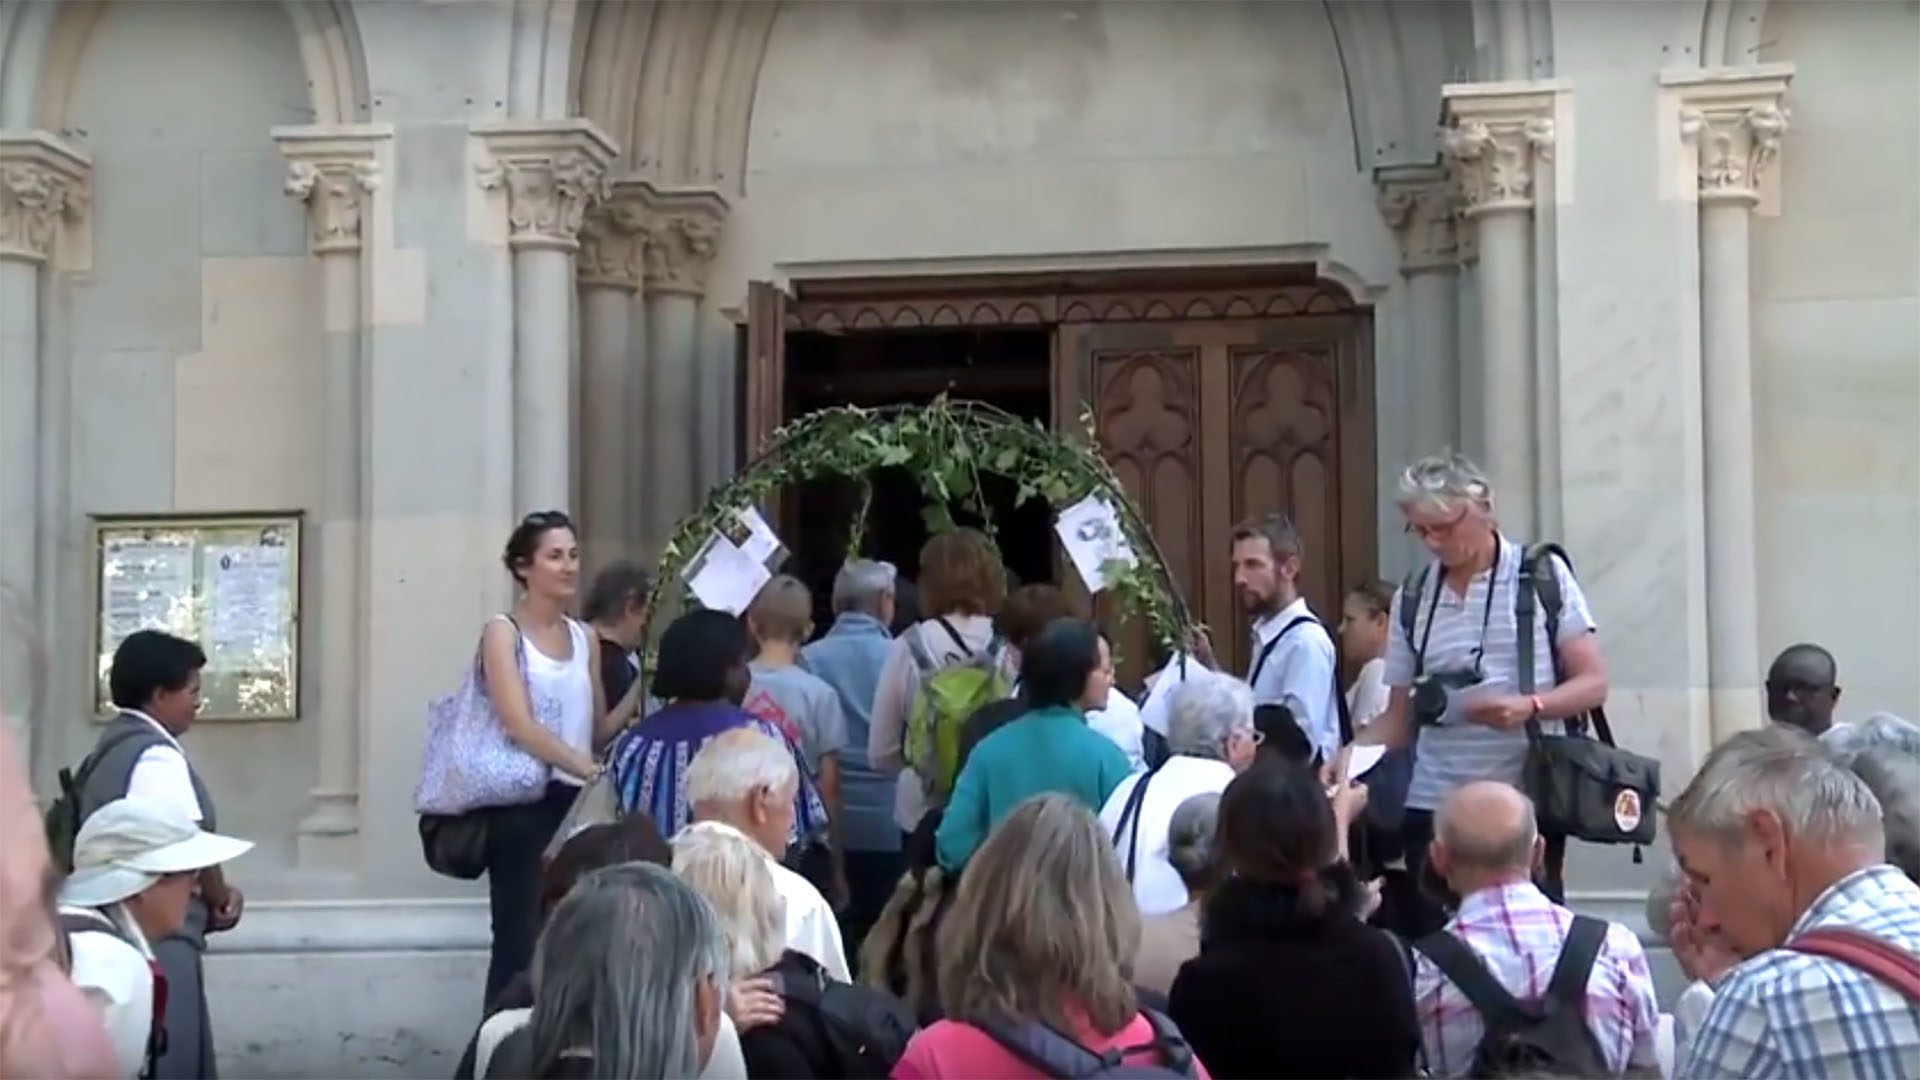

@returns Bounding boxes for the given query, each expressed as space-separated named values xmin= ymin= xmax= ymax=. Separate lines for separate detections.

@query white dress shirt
xmin=1098 ymin=755 xmax=1238 ymax=916
xmin=121 ymin=710 xmax=202 ymax=823
xmin=1246 ymin=597 xmax=1341 ymax=762
xmin=1086 ymin=688 xmax=1146 ymax=771
xmin=766 ymin=855 xmax=851 ymax=982
xmin=60 ymin=904 xmax=155 ymax=1079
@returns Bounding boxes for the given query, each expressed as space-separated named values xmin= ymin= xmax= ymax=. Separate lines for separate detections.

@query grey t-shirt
xmin=745 ymin=661 xmax=848 ymax=777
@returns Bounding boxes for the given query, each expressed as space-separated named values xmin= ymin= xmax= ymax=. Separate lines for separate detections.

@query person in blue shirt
xmin=799 ymin=560 xmax=901 ymax=950
xmin=936 ymin=617 xmax=1133 ymax=870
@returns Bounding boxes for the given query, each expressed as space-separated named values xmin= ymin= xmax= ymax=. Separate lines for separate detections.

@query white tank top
xmin=518 ymin=617 xmax=594 ymax=785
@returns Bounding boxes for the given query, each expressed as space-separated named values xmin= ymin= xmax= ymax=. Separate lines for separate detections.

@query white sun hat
xmin=58 ymin=797 xmax=253 ymax=909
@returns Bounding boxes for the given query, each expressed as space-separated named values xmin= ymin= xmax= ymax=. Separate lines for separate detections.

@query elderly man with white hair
xmin=58 ymin=797 xmax=252 ymax=1079
xmin=685 ymin=727 xmax=851 ymax=981
xmin=1100 ymin=672 xmax=1262 ymax=915
xmin=1671 ymin=725 xmax=1920 ymax=1077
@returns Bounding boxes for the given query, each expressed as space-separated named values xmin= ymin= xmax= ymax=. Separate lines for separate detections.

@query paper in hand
xmin=1344 ymin=744 xmax=1388 ymax=784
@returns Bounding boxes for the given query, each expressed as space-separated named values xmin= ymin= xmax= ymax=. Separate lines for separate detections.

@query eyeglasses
xmin=1404 ymin=507 xmax=1470 ymax=540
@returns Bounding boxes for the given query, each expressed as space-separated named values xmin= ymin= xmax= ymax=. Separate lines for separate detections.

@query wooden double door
xmin=745 ymin=273 xmax=1377 ymax=679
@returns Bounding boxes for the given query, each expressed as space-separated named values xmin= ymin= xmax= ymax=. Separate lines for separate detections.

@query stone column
xmin=0 ymin=132 xmax=88 ymax=766
xmin=637 ymin=182 xmax=729 ymax=552
xmin=1442 ymin=84 xmax=1558 ymax=538
xmin=576 ymin=182 xmax=648 ymax=569
xmin=1668 ymin=65 xmax=1794 ymax=741
xmin=275 ymin=124 xmax=389 ymax=864
xmin=475 ymin=121 xmax=617 ymax=516
xmin=1376 ymin=164 xmax=1462 ymax=462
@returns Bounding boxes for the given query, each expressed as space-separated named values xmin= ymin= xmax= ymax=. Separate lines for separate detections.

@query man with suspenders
xmin=1230 ymin=514 xmax=1348 ymax=766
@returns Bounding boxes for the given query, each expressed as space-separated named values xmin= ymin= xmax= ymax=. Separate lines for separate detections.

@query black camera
xmin=1411 ymin=668 xmax=1483 ymax=728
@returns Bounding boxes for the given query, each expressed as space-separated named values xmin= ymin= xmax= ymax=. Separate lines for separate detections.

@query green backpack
xmin=903 ymin=618 xmax=1009 ymax=803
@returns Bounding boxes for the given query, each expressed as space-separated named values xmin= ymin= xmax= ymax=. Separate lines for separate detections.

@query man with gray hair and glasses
xmin=1327 ymin=451 xmax=1608 ymax=932
xmin=800 ymin=559 xmax=901 ymax=950
xmin=1672 ymin=725 xmax=1920 ymax=1077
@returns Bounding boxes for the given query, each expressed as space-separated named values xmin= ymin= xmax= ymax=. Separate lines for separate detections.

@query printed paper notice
xmin=721 ymin=507 xmax=788 ymax=570
xmin=685 ymin=534 xmax=772 ymax=616
xmin=1054 ymin=494 xmax=1137 ymax=593
xmin=201 ymin=544 xmax=290 ymax=670
xmin=1344 ymin=744 xmax=1388 ymax=784
xmin=1138 ymin=651 xmax=1198 ymax=737
xmin=101 ymin=538 xmax=196 ymax=642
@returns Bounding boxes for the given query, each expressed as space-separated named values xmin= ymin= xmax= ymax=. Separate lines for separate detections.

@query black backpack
xmin=1412 ymin=915 xmax=1612 ymax=1079
xmin=772 ymin=950 xmax=918 ymax=1078
xmin=44 ymin=726 xmax=161 ymax=872
xmin=977 ymin=1006 xmax=1199 ymax=1079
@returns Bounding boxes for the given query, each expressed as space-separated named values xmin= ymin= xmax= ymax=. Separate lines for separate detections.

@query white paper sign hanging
xmin=1054 ymin=494 xmax=1137 ymax=593
xmin=683 ymin=533 xmax=772 ymax=615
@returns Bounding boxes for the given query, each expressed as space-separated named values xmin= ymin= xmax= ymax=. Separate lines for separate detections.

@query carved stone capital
xmin=577 ymin=180 xmax=652 ymax=292
xmin=0 ymin=131 xmax=90 ymax=265
xmin=635 ymin=181 xmax=730 ymax=297
xmin=1665 ymin=64 xmax=1794 ymax=208
xmin=1374 ymin=164 xmax=1459 ymax=274
xmin=474 ymin=120 xmax=619 ymax=253
xmin=275 ymin=125 xmax=391 ymax=256
xmin=1440 ymin=82 xmax=1562 ymax=218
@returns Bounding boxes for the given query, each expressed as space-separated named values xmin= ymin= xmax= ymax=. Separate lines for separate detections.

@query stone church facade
xmin=0 ymin=0 xmax=1913 ymax=1072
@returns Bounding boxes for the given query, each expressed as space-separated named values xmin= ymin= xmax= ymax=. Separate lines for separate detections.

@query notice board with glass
xmin=90 ymin=514 xmax=302 ymax=721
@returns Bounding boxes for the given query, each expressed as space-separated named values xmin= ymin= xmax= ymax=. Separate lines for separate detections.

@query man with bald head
xmin=1765 ymin=642 xmax=1842 ymax=735
xmin=1409 ymin=782 xmax=1660 ymax=1077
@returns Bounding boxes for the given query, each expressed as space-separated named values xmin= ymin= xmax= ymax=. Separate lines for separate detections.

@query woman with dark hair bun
xmin=475 ymin=510 xmax=613 ymax=1004
xmin=1168 ymin=761 xmax=1419 ymax=1078
xmin=605 ymin=609 xmax=827 ymax=841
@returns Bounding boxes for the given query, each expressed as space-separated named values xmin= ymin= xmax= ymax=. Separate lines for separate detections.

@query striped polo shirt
xmin=1383 ymin=536 xmax=1596 ymax=811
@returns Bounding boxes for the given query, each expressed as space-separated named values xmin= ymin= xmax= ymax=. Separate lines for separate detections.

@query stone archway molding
xmin=0 ymin=0 xmax=370 ymax=129
xmin=641 ymin=396 xmax=1197 ymax=658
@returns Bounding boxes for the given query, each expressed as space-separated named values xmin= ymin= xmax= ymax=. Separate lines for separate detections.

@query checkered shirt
xmin=1684 ymin=864 xmax=1920 ymax=1079
xmin=1413 ymin=880 xmax=1661 ymax=1077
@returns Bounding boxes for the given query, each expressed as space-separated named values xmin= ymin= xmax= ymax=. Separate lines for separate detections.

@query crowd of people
xmin=5 ymin=448 xmax=1917 ymax=1079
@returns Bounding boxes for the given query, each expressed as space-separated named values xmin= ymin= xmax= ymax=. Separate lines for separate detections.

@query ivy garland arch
xmin=641 ymin=397 xmax=1196 ymax=659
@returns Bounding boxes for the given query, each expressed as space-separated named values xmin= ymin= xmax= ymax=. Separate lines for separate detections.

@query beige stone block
xmin=172 ymin=256 xmax=323 ymax=512
xmin=371 ymin=245 xmax=429 ymax=328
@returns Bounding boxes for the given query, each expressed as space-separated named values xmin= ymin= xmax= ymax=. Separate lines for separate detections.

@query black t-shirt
xmin=598 ymin=636 xmax=637 ymax=712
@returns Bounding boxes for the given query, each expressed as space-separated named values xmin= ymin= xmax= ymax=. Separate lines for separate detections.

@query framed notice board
xmin=90 ymin=513 xmax=303 ymax=721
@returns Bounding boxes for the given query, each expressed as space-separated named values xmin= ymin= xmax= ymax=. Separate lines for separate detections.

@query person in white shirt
xmin=686 ymin=727 xmax=852 ymax=981
xmin=1101 ymin=672 xmax=1262 ymax=915
xmin=57 ymin=798 xmax=252 ymax=1079
xmin=1338 ymin=579 xmax=1394 ymax=732
xmin=1230 ymin=513 xmax=1341 ymax=764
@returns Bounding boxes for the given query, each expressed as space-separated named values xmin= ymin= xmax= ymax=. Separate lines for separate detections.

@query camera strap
xmin=1414 ymin=540 xmax=1502 ymax=673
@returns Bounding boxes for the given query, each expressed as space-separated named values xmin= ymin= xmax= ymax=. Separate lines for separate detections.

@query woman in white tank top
xmin=475 ymin=511 xmax=617 ymax=1005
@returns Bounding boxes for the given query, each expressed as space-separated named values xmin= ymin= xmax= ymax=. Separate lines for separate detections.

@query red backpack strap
xmin=1790 ymin=928 xmax=1920 ymax=1002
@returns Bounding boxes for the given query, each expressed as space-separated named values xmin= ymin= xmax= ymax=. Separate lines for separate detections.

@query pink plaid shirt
xmin=1413 ymin=881 xmax=1661 ymax=1077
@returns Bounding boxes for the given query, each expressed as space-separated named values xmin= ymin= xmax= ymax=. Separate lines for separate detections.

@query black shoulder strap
xmin=1544 ymin=916 xmax=1608 ymax=1011
xmin=1411 ymin=931 xmax=1534 ymax=1030
xmin=1386 ymin=932 xmax=1434 ymax=1077
xmin=1249 ymin=614 xmax=1317 ymax=688
xmin=1111 ymin=762 xmax=1166 ymax=884
xmin=1254 ymin=616 xmax=1350 ymax=749
xmin=975 ymin=1015 xmax=1109 ymax=1078
xmin=1399 ymin=564 xmax=1432 ymax=676
xmin=935 ymin=617 xmax=973 ymax=658
xmin=1129 ymin=1007 xmax=1199 ymax=1076
xmin=1516 ymin=544 xmax=1617 ymax=747
xmin=59 ymin=909 xmax=134 ymax=948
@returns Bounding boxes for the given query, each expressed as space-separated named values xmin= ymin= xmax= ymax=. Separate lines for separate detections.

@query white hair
xmin=685 ymin=727 xmax=798 ymax=808
xmin=672 ymin=822 xmax=786 ymax=978
xmin=832 ymin=559 xmax=897 ymax=615
xmin=1670 ymin=725 xmax=1885 ymax=852
xmin=528 ymin=862 xmax=729 ymax=1080
xmin=1165 ymin=792 xmax=1221 ymax=891
xmin=1166 ymin=673 xmax=1256 ymax=760
xmin=1822 ymin=713 xmax=1920 ymax=881
xmin=1397 ymin=450 xmax=1495 ymax=516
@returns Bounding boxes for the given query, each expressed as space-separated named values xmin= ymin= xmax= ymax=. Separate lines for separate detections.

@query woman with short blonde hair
xmin=895 ymin=794 xmax=1207 ymax=1078
xmin=671 ymin=822 xmax=785 ymax=979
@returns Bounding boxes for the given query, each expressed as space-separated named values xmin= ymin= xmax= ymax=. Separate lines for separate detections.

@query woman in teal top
xmin=936 ymin=618 xmax=1134 ymax=870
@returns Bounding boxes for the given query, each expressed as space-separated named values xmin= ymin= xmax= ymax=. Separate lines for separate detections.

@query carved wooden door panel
xmin=742 ymin=280 xmax=790 ymax=462
xmin=1059 ymin=318 xmax=1375 ymax=681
